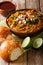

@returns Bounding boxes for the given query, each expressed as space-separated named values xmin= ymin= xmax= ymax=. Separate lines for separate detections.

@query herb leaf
xmin=26 ymin=20 xmax=31 ymax=23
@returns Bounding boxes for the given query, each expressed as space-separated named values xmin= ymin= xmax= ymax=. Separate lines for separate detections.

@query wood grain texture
xmin=26 ymin=0 xmax=40 ymax=10
xmin=28 ymin=48 xmax=43 ymax=65
xmin=9 ymin=53 xmax=27 ymax=65
xmin=40 ymin=0 xmax=43 ymax=12
xmin=0 ymin=0 xmax=43 ymax=65
xmin=12 ymin=0 xmax=25 ymax=10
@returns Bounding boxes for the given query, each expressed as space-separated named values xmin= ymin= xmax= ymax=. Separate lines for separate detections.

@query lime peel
xmin=22 ymin=37 xmax=32 ymax=49
xmin=33 ymin=38 xmax=43 ymax=48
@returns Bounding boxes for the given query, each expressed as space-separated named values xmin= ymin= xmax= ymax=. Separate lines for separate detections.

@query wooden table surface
xmin=0 ymin=48 xmax=43 ymax=65
xmin=0 ymin=0 xmax=43 ymax=65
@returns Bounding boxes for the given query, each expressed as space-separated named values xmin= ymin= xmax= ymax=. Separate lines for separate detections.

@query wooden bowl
xmin=6 ymin=9 xmax=43 ymax=37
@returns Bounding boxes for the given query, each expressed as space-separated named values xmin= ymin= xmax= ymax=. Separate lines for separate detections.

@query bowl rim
xmin=6 ymin=9 xmax=43 ymax=37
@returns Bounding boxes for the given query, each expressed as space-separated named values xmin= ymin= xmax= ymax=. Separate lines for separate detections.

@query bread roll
xmin=0 ymin=37 xmax=5 ymax=45
xmin=0 ymin=26 xmax=11 ymax=45
xmin=0 ymin=26 xmax=11 ymax=38
xmin=0 ymin=38 xmax=22 ymax=62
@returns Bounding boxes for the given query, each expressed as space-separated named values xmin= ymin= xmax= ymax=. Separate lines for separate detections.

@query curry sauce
xmin=7 ymin=9 xmax=43 ymax=34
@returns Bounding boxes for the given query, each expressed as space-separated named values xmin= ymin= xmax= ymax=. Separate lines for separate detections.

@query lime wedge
xmin=22 ymin=37 xmax=32 ymax=49
xmin=33 ymin=38 xmax=43 ymax=48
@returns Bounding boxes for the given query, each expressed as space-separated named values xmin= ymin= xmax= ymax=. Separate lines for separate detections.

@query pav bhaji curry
xmin=7 ymin=9 xmax=43 ymax=37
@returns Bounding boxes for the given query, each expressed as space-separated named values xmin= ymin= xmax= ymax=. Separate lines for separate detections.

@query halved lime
xmin=21 ymin=37 xmax=32 ymax=49
xmin=33 ymin=38 xmax=43 ymax=48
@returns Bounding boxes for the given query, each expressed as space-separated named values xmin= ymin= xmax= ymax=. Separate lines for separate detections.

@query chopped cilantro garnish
xmin=14 ymin=20 xmax=18 ymax=25
xmin=26 ymin=20 xmax=31 ymax=23
xmin=10 ymin=16 xmax=16 ymax=19
xmin=34 ymin=19 xmax=39 ymax=24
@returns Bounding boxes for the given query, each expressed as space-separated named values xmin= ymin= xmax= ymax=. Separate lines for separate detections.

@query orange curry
xmin=7 ymin=9 xmax=43 ymax=33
